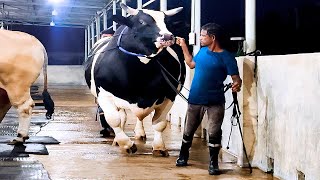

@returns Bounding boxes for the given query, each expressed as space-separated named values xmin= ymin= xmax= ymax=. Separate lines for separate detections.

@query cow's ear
xmin=113 ymin=15 xmax=133 ymax=28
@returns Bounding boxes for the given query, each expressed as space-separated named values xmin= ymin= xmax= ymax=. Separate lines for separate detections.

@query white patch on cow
xmin=166 ymin=47 xmax=182 ymax=82
xmin=90 ymin=42 xmax=110 ymax=97
xmin=134 ymin=119 xmax=146 ymax=139
xmin=142 ymin=9 xmax=171 ymax=36
xmin=138 ymin=57 xmax=151 ymax=64
xmin=152 ymin=99 xmax=173 ymax=151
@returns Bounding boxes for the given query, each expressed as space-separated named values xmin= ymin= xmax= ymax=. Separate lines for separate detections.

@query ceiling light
xmin=48 ymin=0 xmax=64 ymax=3
xmin=50 ymin=21 xmax=55 ymax=26
xmin=52 ymin=9 xmax=58 ymax=16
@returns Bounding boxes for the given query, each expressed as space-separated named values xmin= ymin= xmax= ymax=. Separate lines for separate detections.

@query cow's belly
xmin=98 ymin=87 xmax=157 ymax=120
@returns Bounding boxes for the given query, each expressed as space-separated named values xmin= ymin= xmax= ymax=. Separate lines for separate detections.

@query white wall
xmin=253 ymin=53 xmax=320 ymax=180
xmin=34 ymin=65 xmax=86 ymax=86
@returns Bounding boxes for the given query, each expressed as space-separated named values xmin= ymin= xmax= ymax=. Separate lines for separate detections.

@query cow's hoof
xmin=152 ymin=150 xmax=169 ymax=157
xmin=8 ymin=139 xmax=24 ymax=145
xmin=135 ymin=135 xmax=147 ymax=141
xmin=126 ymin=144 xmax=138 ymax=154
xmin=112 ymin=140 xmax=119 ymax=146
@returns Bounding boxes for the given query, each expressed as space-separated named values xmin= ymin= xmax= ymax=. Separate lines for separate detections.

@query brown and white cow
xmin=0 ymin=29 xmax=54 ymax=144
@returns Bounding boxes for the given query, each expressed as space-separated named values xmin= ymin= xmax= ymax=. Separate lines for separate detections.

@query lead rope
xmin=226 ymin=92 xmax=253 ymax=173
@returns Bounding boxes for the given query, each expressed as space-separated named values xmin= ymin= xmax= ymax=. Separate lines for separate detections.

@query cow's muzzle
xmin=158 ymin=34 xmax=175 ymax=47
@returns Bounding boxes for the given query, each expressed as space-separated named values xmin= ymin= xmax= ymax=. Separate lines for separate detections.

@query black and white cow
xmin=84 ymin=3 xmax=185 ymax=156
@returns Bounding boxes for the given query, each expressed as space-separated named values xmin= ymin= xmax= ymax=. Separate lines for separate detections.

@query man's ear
xmin=211 ymin=35 xmax=216 ymax=41
xmin=112 ymin=15 xmax=133 ymax=28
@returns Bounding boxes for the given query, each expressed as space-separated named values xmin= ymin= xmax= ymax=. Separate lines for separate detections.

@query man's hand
xmin=176 ymin=37 xmax=187 ymax=47
xmin=231 ymin=75 xmax=242 ymax=92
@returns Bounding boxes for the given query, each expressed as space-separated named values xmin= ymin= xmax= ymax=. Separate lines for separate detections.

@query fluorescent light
xmin=52 ymin=9 xmax=58 ymax=16
xmin=50 ymin=21 xmax=55 ymax=26
xmin=48 ymin=0 xmax=64 ymax=3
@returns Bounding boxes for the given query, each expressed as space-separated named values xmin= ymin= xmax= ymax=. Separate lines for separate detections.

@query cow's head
xmin=113 ymin=3 xmax=183 ymax=57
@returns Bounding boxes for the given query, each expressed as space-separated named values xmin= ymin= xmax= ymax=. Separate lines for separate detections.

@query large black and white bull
xmin=84 ymin=3 xmax=186 ymax=156
xmin=0 ymin=29 xmax=54 ymax=144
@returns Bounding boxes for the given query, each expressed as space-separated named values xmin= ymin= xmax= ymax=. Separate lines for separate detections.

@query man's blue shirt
xmin=188 ymin=47 xmax=239 ymax=105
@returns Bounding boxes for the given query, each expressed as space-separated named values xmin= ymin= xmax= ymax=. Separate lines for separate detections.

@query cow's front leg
xmin=98 ymin=91 xmax=137 ymax=153
xmin=10 ymin=95 xmax=34 ymax=144
xmin=134 ymin=118 xmax=146 ymax=140
xmin=152 ymin=99 xmax=173 ymax=157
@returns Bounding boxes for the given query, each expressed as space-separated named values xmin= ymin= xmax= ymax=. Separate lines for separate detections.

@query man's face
xmin=200 ymin=29 xmax=214 ymax=47
xmin=101 ymin=34 xmax=113 ymax=38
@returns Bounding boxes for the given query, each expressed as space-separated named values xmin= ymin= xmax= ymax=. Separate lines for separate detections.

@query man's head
xmin=101 ymin=29 xmax=115 ymax=38
xmin=200 ymin=23 xmax=226 ymax=48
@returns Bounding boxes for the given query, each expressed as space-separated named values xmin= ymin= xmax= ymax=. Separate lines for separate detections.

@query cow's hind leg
xmin=152 ymin=99 xmax=173 ymax=157
xmin=8 ymin=90 xmax=34 ymax=144
xmin=134 ymin=118 xmax=146 ymax=140
xmin=0 ymin=88 xmax=11 ymax=122
xmin=98 ymin=90 xmax=137 ymax=153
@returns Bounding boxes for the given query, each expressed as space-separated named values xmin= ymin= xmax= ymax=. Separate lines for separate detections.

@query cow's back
xmin=0 ymin=29 xmax=44 ymax=89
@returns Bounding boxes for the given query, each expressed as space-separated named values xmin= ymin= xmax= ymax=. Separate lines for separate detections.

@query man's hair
xmin=201 ymin=23 xmax=228 ymax=48
xmin=101 ymin=29 xmax=115 ymax=35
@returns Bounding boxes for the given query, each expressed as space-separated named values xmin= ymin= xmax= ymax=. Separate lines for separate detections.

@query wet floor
xmin=2 ymin=85 xmax=278 ymax=179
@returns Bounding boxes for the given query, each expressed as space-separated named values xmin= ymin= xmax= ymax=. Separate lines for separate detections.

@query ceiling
xmin=0 ymin=0 xmax=115 ymax=28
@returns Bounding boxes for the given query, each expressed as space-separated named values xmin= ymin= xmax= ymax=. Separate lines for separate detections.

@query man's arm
xmin=176 ymin=37 xmax=195 ymax=69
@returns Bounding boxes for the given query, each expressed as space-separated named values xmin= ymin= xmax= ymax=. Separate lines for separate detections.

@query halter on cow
xmin=84 ymin=3 xmax=185 ymax=156
xmin=0 ymin=29 xmax=54 ymax=144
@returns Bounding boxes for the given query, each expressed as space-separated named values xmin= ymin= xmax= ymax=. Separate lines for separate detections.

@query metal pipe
xmin=142 ymin=0 xmax=156 ymax=8
xmin=113 ymin=0 xmax=117 ymax=31
xmin=85 ymin=27 xmax=88 ymax=59
xmin=122 ymin=0 xmax=126 ymax=17
xmin=137 ymin=0 xmax=142 ymax=9
xmin=160 ymin=0 xmax=167 ymax=11
xmin=103 ymin=9 xmax=107 ymax=30
xmin=245 ymin=0 xmax=256 ymax=53
xmin=95 ymin=16 xmax=100 ymax=40
xmin=194 ymin=0 xmax=201 ymax=53
xmin=87 ymin=25 xmax=91 ymax=54
xmin=91 ymin=22 xmax=95 ymax=47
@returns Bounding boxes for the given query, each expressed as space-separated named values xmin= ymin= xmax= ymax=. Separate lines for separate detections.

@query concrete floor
xmin=20 ymin=85 xmax=278 ymax=179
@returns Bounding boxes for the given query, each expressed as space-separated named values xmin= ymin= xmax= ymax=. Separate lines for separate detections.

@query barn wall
xmin=169 ymin=53 xmax=320 ymax=180
xmin=254 ymin=53 xmax=320 ymax=180
xmin=34 ymin=65 xmax=86 ymax=85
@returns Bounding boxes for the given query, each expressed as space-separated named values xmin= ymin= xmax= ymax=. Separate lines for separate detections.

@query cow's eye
xmin=139 ymin=19 xmax=146 ymax=25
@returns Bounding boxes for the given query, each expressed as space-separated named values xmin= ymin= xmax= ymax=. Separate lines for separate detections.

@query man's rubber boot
xmin=208 ymin=147 xmax=221 ymax=175
xmin=176 ymin=141 xmax=192 ymax=166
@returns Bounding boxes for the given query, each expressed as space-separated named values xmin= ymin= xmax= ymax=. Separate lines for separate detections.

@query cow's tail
xmin=41 ymin=48 xmax=55 ymax=119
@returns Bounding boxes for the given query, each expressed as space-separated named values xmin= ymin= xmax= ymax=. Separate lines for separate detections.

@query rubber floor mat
xmin=0 ymin=157 xmax=50 ymax=179
xmin=0 ymin=144 xmax=48 ymax=157
xmin=0 ymin=136 xmax=60 ymax=144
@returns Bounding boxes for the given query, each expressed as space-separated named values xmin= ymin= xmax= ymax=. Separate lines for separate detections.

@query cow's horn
xmin=163 ymin=7 xmax=183 ymax=16
xmin=120 ymin=3 xmax=139 ymax=16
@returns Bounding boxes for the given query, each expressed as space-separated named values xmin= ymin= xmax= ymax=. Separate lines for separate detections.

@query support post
xmin=245 ymin=0 xmax=256 ymax=53
xmin=95 ymin=16 xmax=100 ymax=40
xmin=160 ymin=0 xmax=167 ymax=11
xmin=122 ymin=0 xmax=126 ymax=16
xmin=85 ymin=27 xmax=88 ymax=59
xmin=113 ymin=0 xmax=117 ymax=31
xmin=91 ymin=22 xmax=95 ymax=48
xmin=137 ymin=0 xmax=142 ymax=9
xmin=103 ymin=9 xmax=107 ymax=30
